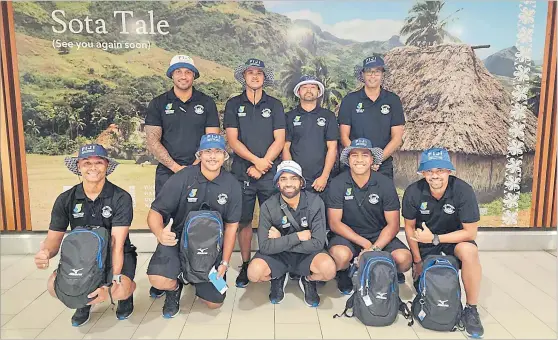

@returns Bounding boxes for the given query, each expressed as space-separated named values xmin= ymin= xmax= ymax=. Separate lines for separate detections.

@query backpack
xmin=334 ymin=251 xmax=413 ymax=327
xmin=180 ymin=204 xmax=224 ymax=284
xmin=411 ymin=255 xmax=463 ymax=331
xmin=54 ymin=226 xmax=110 ymax=309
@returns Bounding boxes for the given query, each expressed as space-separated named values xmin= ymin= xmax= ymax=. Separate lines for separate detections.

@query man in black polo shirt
xmin=327 ymin=138 xmax=411 ymax=295
xmin=146 ymin=134 xmax=242 ymax=318
xmin=402 ymin=148 xmax=483 ymax=338
xmin=145 ymin=55 xmax=220 ymax=297
xmin=224 ymin=58 xmax=286 ymax=288
xmin=34 ymin=144 xmax=137 ymax=327
xmin=338 ymin=55 xmax=405 ymax=179
xmin=283 ymin=75 xmax=339 ymax=197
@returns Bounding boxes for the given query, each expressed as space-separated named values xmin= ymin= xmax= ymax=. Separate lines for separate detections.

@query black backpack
xmin=180 ymin=204 xmax=224 ymax=284
xmin=334 ymin=251 xmax=413 ymax=327
xmin=412 ymin=255 xmax=463 ymax=331
xmin=54 ymin=226 xmax=110 ymax=309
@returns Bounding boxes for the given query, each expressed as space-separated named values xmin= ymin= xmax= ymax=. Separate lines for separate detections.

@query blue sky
xmin=263 ymin=1 xmax=548 ymax=61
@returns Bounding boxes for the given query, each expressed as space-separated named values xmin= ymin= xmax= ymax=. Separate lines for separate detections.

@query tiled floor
xmin=1 ymin=251 xmax=556 ymax=339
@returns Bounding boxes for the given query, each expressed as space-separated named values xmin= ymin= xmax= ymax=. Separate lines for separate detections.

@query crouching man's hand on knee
xmin=87 ymin=286 xmax=110 ymax=305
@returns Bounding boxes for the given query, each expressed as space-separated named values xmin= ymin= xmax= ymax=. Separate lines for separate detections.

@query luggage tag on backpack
xmin=418 ymin=300 xmax=426 ymax=321
xmin=362 ymin=295 xmax=373 ymax=306
xmin=208 ymin=267 xmax=228 ymax=295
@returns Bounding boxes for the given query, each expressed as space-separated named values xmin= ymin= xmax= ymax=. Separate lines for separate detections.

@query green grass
xmin=480 ymin=193 xmax=532 ymax=216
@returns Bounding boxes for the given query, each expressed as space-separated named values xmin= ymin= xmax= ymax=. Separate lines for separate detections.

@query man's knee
xmin=47 ymin=272 xmax=57 ymax=298
xmin=112 ymin=276 xmax=136 ymax=300
xmin=247 ymin=258 xmax=270 ymax=282
xmin=148 ymin=275 xmax=177 ymax=290
xmin=455 ymin=242 xmax=480 ymax=264
xmin=391 ymin=249 xmax=412 ymax=272
xmin=329 ymin=246 xmax=353 ymax=269
xmin=311 ymin=254 xmax=337 ymax=280
xmin=201 ymin=299 xmax=223 ymax=310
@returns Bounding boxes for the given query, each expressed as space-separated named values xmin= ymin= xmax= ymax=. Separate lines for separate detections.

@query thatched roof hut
xmin=382 ymin=44 xmax=537 ymax=202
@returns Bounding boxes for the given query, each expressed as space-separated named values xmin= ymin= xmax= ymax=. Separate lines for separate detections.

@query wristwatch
xmin=369 ymin=245 xmax=381 ymax=252
xmin=112 ymin=274 xmax=122 ymax=284
xmin=220 ymin=260 xmax=230 ymax=270
xmin=432 ymin=234 xmax=440 ymax=246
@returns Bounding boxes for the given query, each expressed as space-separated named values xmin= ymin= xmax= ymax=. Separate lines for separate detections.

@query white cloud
xmin=262 ymin=1 xmax=288 ymax=10
xmin=284 ymin=9 xmax=324 ymax=26
xmin=447 ymin=25 xmax=465 ymax=40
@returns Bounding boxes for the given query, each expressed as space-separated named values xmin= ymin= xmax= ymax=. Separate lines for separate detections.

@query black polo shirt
xmin=145 ymin=87 xmax=220 ymax=168
xmin=151 ymin=164 xmax=242 ymax=233
xmin=338 ymin=87 xmax=405 ymax=163
xmin=286 ymin=105 xmax=339 ymax=183
xmin=49 ymin=181 xmax=134 ymax=252
xmin=326 ymin=170 xmax=400 ymax=239
xmin=402 ymin=176 xmax=480 ymax=239
xmin=223 ymin=90 xmax=285 ymax=182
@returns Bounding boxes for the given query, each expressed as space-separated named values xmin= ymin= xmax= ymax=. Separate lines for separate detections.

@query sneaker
xmin=397 ymin=272 xmax=405 ymax=284
xmin=462 ymin=305 xmax=484 ymax=338
xmin=71 ymin=305 xmax=92 ymax=327
xmin=289 ymin=273 xmax=301 ymax=281
xmin=336 ymin=268 xmax=353 ymax=295
xmin=149 ymin=286 xmax=165 ymax=298
xmin=235 ymin=262 xmax=250 ymax=288
xmin=299 ymin=276 xmax=320 ymax=307
xmin=269 ymin=274 xmax=288 ymax=304
xmin=116 ymin=295 xmax=134 ymax=320
xmin=162 ymin=282 xmax=183 ymax=319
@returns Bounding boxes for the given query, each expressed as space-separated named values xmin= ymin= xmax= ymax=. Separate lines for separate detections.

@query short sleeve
xmin=337 ymin=96 xmax=352 ymax=126
xmin=49 ymin=194 xmax=69 ymax=232
xmin=380 ymin=179 xmax=400 ymax=211
xmin=325 ymin=178 xmax=344 ymax=209
xmin=272 ymin=100 xmax=286 ymax=130
xmin=390 ymin=95 xmax=405 ymax=127
xmin=151 ymin=173 xmax=185 ymax=219
xmin=224 ymin=180 xmax=242 ymax=224
xmin=401 ymin=185 xmax=419 ymax=220
xmin=145 ymin=99 xmax=162 ymax=127
xmin=325 ymin=111 xmax=340 ymax=141
xmin=285 ymin=112 xmax=294 ymax=142
xmin=223 ymin=99 xmax=239 ymax=129
xmin=205 ymin=98 xmax=220 ymax=128
xmin=456 ymin=184 xmax=480 ymax=223
xmin=111 ymin=192 xmax=133 ymax=227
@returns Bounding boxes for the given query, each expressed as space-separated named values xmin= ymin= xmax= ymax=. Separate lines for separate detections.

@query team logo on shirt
xmin=369 ymin=194 xmax=380 ymax=205
xmin=344 ymin=188 xmax=354 ymax=200
xmin=188 ymin=189 xmax=198 ymax=203
xmin=262 ymin=108 xmax=271 ymax=118
xmin=420 ymin=202 xmax=430 ymax=214
xmin=237 ymin=106 xmax=246 ymax=117
xmin=293 ymin=116 xmax=302 ymax=126
xmin=72 ymin=203 xmax=84 ymax=218
xmin=317 ymin=117 xmax=326 ymax=127
xmin=381 ymin=104 xmax=390 ymax=114
xmin=194 ymin=105 xmax=204 ymax=115
xmin=165 ymin=103 xmax=174 ymax=115
xmin=217 ymin=193 xmax=228 ymax=205
xmin=281 ymin=215 xmax=291 ymax=228
xmin=301 ymin=216 xmax=308 ymax=228
xmin=443 ymin=204 xmax=455 ymax=214
xmin=102 ymin=206 xmax=113 ymax=218
xmin=356 ymin=102 xmax=364 ymax=113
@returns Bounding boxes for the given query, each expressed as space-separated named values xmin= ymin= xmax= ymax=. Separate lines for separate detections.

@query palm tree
xmin=279 ymin=48 xmax=309 ymax=100
xmin=25 ymin=119 xmax=40 ymax=136
xmin=400 ymin=1 xmax=462 ymax=47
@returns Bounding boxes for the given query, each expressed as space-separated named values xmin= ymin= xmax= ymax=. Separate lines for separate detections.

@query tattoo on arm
xmin=145 ymin=126 xmax=178 ymax=170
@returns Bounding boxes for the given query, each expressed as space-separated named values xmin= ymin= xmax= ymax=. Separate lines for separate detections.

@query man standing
xmin=247 ymin=161 xmax=336 ymax=307
xmin=338 ymin=55 xmax=405 ymax=179
xmin=34 ymin=144 xmax=137 ymax=326
xmin=402 ymin=148 xmax=484 ymax=338
xmin=327 ymin=138 xmax=412 ymax=295
xmin=146 ymin=134 xmax=242 ymax=317
xmin=224 ymin=58 xmax=286 ymax=288
xmin=283 ymin=75 xmax=339 ymax=196
xmin=145 ymin=55 xmax=220 ymax=297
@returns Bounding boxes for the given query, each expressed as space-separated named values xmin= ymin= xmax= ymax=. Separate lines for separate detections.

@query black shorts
xmin=155 ymin=165 xmax=175 ymax=197
xmin=253 ymin=251 xmax=325 ymax=278
xmin=146 ymin=243 xmax=226 ymax=304
xmin=328 ymin=235 xmax=409 ymax=259
xmin=418 ymin=240 xmax=477 ymax=269
xmin=239 ymin=178 xmax=277 ymax=224
xmin=378 ymin=160 xmax=394 ymax=180
xmin=109 ymin=248 xmax=138 ymax=281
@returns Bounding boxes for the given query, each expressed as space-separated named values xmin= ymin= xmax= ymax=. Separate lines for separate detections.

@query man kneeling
xmin=248 ymin=161 xmax=336 ymax=307
xmin=34 ymin=144 xmax=137 ymax=327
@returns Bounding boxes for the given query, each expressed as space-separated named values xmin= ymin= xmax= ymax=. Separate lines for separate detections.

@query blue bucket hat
xmin=166 ymin=55 xmax=200 ymax=79
xmin=340 ymin=138 xmax=384 ymax=166
xmin=234 ymin=58 xmax=275 ymax=87
xmin=294 ymin=75 xmax=325 ymax=98
xmin=196 ymin=134 xmax=229 ymax=160
xmin=417 ymin=148 xmax=455 ymax=173
xmin=354 ymin=55 xmax=386 ymax=83
xmin=64 ymin=144 xmax=118 ymax=176
xmin=273 ymin=160 xmax=306 ymax=188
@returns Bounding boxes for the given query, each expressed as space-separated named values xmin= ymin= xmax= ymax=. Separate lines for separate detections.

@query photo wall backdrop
xmin=12 ymin=1 xmax=548 ymax=230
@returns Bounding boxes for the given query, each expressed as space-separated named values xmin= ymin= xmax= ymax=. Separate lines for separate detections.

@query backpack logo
xmin=69 ymin=268 xmax=84 ymax=277
xmin=369 ymin=194 xmax=379 ymax=204
xmin=437 ymin=300 xmax=450 ymax=307
xmin=217 ymin=193 xmax=228 ymax=205
xmin=443 ymin=204 xmax=455 ymax=214
xmin=262 ymin=108 xmax=271 ymax=118
xmin=188 ymin=189 xmax=198 ymax=203
xmin=197 ymin=248 xmax=208 ymax=255
xmin=344 ymin=188 xmax=354 ymax=200
xmin=317 ymin=117 xmax=326 ymax=126
xmin=375 ymin=292 xmax=388 ymax=300
xmin=101 ymin=206 xmax=112 ymax=218
xmin=381 ymin=104 xmax=390 ymax=114
xmin=194 ymin=105 xmax=204 ymax=115
xmin=356 ymin=102 xmax=364 ymax=113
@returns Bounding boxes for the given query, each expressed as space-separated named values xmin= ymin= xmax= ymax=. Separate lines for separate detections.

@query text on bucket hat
xmin=340 ymin=138 xmax=384 ymax=166
xmin=234 ymin=58 xmax=275 ymax=87
xmin=64 ymin=144 xmax=118 ymax=176
xmin=417 ymin=148 xmax=455 ymax=173
xmin=273 ymin=160 xmax=306 ymax=188
xmin=196 ymin=133 xmax=229 ymax=160
xmin=354 ymin=55 xmax=385 ymax=83
xmin=293 ymin=75 xmax=325 ymax=98
xmin=167 ymin=55 xmax=200 ymax=79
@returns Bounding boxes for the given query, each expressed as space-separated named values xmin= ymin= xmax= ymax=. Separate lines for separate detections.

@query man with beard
xmin=327 ymin=138 xmax=412 ymax=295
xmin=402 ymin=148 xmax=483 ymax=338
xmin=338 ymin=55 xmax=405 ymax=179
xmin=145 ymin=55 xmax=220 ymax=298
xmin=283 ymin=75 xmax=339 ymax=197
xmin=146 ymin=134 xmax=242 ymax=317
xmin=247 ymin=161 xmax=336 ymax=307
xmin=224 ymin=58 xmax=286 ymax=288
xmin=35 ymin=144 xmax=137 ymax=326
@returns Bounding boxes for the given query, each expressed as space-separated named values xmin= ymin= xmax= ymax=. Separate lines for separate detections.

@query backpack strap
xmin=280 ymin=198 xmax=301 ymax=230
xmin=333 ymin=293 xmax=355 ymax=319
xmin=399 ymin=299 xmax=414 ymax=326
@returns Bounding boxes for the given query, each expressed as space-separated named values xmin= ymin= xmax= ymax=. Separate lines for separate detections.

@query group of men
xmin=34 ymin=54 xmax=484 ymax=338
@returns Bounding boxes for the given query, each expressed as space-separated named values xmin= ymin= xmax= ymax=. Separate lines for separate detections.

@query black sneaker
xmin=299 ymin=276 xmax=320 ymax=307
xmin=462 ymin=305 xmax=484 ymax=338
xmin=336 ymin=268 xmax=353 ymax=295
xmin=235 ymin=262 xmax=250 ymax=288
xmin=269 ymin=274 xmax=288 ymax=304
xmin=397 ymin=272 xmax=405 ymax=284
xmin=71 ymin=305 xmax=91 ymax=327
xmin=162 ymin=282 xmax=183 ymax=319
xmin=149 ymin=286 xmax=165 ymax=298
xmin=116 ymin=295 xmax=134 ymax=320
